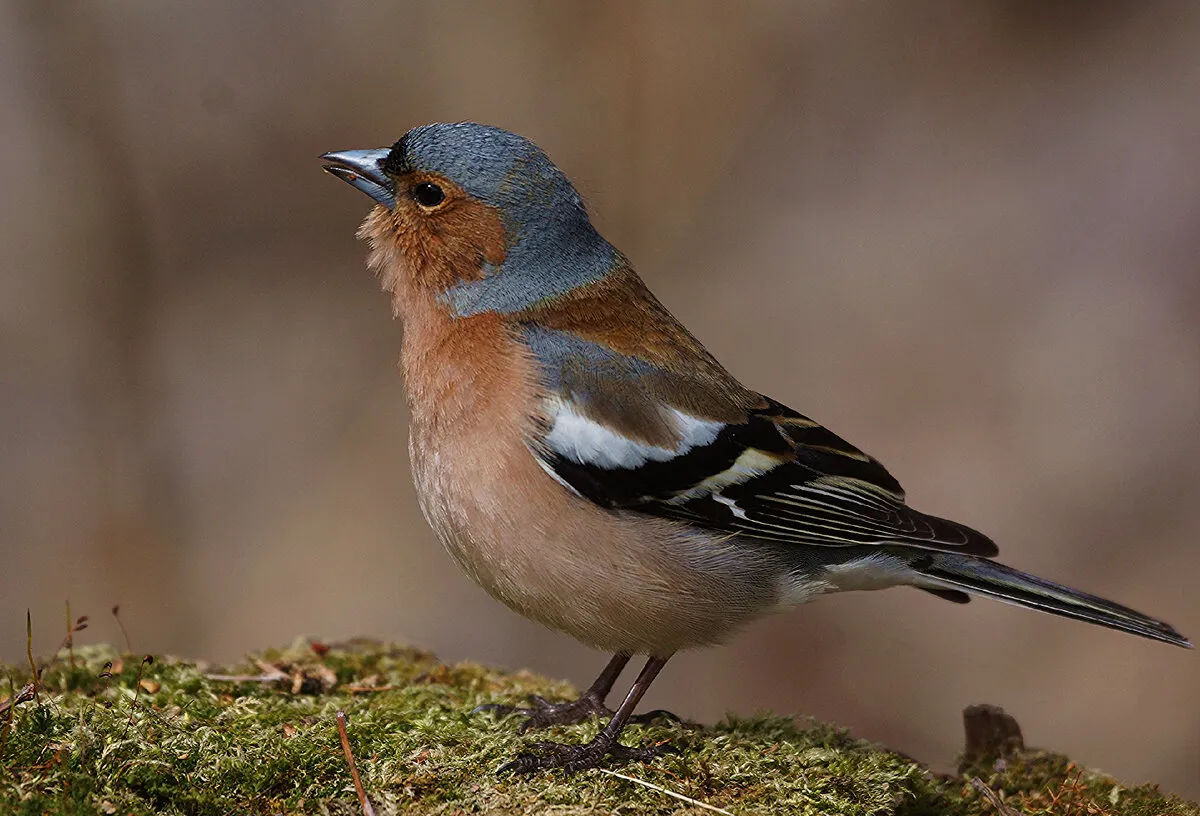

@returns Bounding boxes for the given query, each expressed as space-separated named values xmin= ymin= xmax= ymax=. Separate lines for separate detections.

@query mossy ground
xmin=1 ymin=639 xmax=1195 ymax=815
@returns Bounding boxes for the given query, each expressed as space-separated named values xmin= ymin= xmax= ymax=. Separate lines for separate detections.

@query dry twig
xmin=336 ymin=711 xmax=375 ymax=816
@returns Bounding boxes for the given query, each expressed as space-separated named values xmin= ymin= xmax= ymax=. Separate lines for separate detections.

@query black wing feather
xmin=541 ymin=396 xmax=998 ymax=558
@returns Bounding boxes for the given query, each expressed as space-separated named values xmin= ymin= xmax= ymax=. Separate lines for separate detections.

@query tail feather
xmin=914 ymin=555 xmax=1192 ymax=649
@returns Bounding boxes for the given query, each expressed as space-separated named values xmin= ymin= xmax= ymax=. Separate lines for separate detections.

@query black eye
xmin=413 ymin=182 xmax=445 ymax=208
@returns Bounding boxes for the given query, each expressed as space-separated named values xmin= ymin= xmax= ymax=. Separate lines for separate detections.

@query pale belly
xmin=407 ymin=419 xmax=791 ymax=655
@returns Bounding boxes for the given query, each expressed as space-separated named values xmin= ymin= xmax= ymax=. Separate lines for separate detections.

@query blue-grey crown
xmin=386 ymin=123 xmax=576 ymax=212
xmin=385 ymin=123 xmax=619 ymax=316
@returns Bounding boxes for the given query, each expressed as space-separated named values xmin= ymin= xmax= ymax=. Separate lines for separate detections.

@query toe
xmin=627 ymin=708 xmax=681 ymax=725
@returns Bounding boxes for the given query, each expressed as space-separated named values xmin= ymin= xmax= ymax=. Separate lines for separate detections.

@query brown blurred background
xmin=3 ymin=0 xmax=1198 ymax=796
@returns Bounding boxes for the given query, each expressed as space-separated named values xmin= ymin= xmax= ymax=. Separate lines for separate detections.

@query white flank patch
xmin=776 ymin=552 xmax=915 ymax=609
xmin=544 ymin=400 xmax=722 ymax=470
xmin=774 ymin=574 xmax=832 ymax=608
xmin=823 ymin=553 xmax=915 ymax=592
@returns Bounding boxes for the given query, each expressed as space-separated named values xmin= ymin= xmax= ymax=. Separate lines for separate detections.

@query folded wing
xmin=526 ymin=328 xmax=997 ymax=557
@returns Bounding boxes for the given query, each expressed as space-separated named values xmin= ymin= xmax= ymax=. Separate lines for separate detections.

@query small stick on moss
xmin=204 ymin=668 xmax=288 ymax=684
xmin=55 ymin=612 xmax=89 ymax=674
xmin=0 ymin=679 xmax=36 ymax=767
xmin=970 ymin=777 xmax=1021 ymax=816
xmin=17 ymin=608 xmax=90 ymax=698
xmin=119 ymin=656 xmax=154 ymax=741
xmin=25 ymin=610 xmax=39 ymax=703
xmin=336 ymin=710 xmax=375 ymax=816
xmin=112 ymin=605 xmax=133 ymax=654
xmin=0 ymin=678 xmax=14 ymax=768
xmin=1044 ymin=764 xmax=1088 ymax=813
xmin=65 ymin=602 xmax=74 ymax=670
xmin=0 ymin=683 xmax=35 ymax=718
xmin=597 ymin=769 xmax=733 ymax=816
xmin=98 ymin=662 xmax=115 ymax=709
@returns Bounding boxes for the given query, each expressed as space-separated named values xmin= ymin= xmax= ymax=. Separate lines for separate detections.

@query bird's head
xmin=322 ymin=122 xmax=619 ymax=315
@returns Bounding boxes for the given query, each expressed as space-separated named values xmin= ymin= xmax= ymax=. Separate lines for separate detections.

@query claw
xmin=627 ymin=708 xmax=681 ymax=726
xmin=470 ymin=702 xmax=512 ymax=717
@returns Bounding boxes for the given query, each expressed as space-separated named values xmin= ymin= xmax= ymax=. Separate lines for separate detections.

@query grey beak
xmin=320 ymin=148 xmax=396 ymax=208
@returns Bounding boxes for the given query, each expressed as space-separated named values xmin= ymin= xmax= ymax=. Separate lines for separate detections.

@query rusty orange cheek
xmin=393 ymin=196 xmax=509 ymax=293
xmin=437 ymin=197 xmax=509 ymax=267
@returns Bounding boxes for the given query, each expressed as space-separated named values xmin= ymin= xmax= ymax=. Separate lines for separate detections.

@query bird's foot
xmin=473 ymin=693 xmax=609 ymax=732
xmin=498 ymin=733 xmax=677 ymax=774
xmin=474 ymin=694 xmax=678 ymax=733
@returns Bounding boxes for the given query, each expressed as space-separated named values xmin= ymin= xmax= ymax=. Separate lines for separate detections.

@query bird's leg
xmin=474 ymin=653 xmax=679 ymax=732
xmin=499 ymin=655 xmax=677 ymax=774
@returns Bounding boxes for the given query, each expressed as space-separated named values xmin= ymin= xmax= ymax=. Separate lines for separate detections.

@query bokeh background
xmin=3 ymin=0 xmax=1198 ymax=796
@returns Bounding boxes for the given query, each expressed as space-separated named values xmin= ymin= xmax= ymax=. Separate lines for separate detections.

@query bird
xmin=320 ymin=122 xmax=1191 ymax=774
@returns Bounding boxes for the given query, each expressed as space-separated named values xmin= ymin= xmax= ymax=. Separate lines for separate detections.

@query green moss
xmin=0 ymin=639 xmax=1194 ymax=815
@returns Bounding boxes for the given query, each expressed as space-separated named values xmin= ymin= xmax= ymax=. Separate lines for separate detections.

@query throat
xmin=399 ymin=299 xmax=538 ymax=431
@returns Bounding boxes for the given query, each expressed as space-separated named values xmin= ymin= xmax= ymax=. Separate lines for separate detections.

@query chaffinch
xmin=321 ymin=123 xmax=1190 ymax=773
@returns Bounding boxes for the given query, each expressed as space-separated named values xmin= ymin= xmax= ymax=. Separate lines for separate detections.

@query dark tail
xmin=914 ymin=554 xmax=1192 ymax=648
